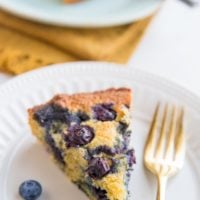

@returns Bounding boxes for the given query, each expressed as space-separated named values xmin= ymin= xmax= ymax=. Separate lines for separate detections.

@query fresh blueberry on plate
xmin=19 ymin=180 xmax=42 ymax=200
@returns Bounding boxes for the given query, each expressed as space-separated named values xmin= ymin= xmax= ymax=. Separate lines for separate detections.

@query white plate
xmin=0 ymin=62 xmax=199 ymax=200
xmin=0 ymin=0 xmax=162 ymax=27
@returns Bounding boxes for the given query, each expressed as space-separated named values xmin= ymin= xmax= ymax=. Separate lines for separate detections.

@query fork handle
xmin=156 ymin=176 xmax=167 ymax=200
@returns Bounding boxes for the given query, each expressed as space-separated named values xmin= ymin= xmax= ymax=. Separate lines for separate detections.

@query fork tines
xmin=144 ymin=103 xmax=185 ymax=172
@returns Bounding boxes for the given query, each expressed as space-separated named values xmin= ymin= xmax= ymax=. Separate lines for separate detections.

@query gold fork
xmin=144 ymin=104 xmax=185 ymax=200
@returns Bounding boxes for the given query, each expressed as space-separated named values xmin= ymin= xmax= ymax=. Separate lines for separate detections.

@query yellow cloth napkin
xmin=0 ymin=10 xmax=153 ymax=74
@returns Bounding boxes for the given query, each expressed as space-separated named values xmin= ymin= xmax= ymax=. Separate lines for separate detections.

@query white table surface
xmin=0 ymin=0 xmax=200 ymax=96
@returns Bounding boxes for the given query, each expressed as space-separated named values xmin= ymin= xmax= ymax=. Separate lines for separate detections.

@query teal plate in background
xmin=0 ymin=0 xmax=162 ymax=27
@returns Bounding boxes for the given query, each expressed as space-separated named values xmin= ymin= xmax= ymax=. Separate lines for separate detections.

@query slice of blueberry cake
xmin=28 ymin=88 xmax=135 ymax=200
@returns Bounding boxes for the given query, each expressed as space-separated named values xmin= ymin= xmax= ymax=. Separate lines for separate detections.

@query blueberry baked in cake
xmin=28 ymin=88 xmax=135 ymax=200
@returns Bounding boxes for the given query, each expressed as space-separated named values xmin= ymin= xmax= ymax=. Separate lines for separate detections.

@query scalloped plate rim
xmin=0 ymin=61 xmax=200 ymax=111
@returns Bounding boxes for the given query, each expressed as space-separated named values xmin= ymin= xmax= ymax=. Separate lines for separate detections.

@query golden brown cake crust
xmin=29 ymin=88 xmax=132 ymax=114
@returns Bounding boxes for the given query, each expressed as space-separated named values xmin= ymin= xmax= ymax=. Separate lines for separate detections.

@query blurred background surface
xmin=0 ymin=0 xmax=199 ymax=95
